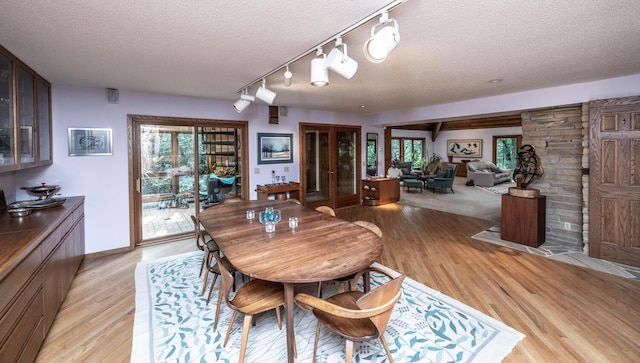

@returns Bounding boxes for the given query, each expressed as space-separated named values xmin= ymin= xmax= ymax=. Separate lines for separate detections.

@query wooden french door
xmin=589 ymin=96 xmax=640 ymax=267
xmin=300 ymin=123 xmax=361 ymax=210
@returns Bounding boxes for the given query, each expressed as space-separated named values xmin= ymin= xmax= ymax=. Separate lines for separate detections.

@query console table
xmin=501 ymin=194 xmax=546 ymax=247
xmin=256 ymin=182 xmax=302 ymax=201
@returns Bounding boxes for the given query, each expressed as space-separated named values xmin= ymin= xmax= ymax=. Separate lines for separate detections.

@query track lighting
xmin=233 ymin=88 xmax=254 ymax=113
xmin=255 ymin=79 xmax=276 ymax=105
xmin=364 ymin=11 xmax=400 ymax=63
xmin=325 ymin=36 xmax=358 ymax=79
xmin=310 ymin=47 xmax=329 ymax=87
xmin=283 ymin=66 xmax=292 ymax=87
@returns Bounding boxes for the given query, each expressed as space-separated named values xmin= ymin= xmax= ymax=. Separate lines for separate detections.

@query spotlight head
xmin=310 ymin=48 xmax=329 ymax=87
xmin=233 ymin=92 xmax=254 ymax=113
xmin=283 ymin=66 xmax=293 ymax=87
xmin=255 ymin=79 xmax=276 ymax=105
xmin=326 ymin=39 xmax=358 ymax=79
xmin=364 ymin=13 xmax=400 ymax=63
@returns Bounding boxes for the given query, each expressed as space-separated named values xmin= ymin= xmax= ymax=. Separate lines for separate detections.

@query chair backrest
xmin=221 ymin=197 xmax=243 ymax=204
xmin=191 ymin=215 xmax=206 ymax=249
xmin=353 ymin=220 xmax=382 ymax=238
xmin=356 ymin=275 xmax=405 ymax=335
xmin=286 ymin=198 xmax=301 ymax=205
xmin=211 ymin=250 xmax=236 ymax=309
xmin=315 ymin=206 xmax=336 ymax=217
xmin=445 ymin=164 xmax=458 ymax=179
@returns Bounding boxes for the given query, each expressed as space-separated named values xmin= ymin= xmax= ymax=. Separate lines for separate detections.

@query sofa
xmin=466 ymin=161 xmax=513 ymax=187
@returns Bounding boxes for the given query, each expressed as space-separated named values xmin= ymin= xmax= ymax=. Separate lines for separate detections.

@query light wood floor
xmin=36 ymin=203 xmax=640 ymax=362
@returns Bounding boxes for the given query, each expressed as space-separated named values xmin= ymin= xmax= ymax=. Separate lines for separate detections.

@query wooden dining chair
xmin=315 ymin=205 xmax=336 ymax=217
xmin=220 ymin=197 xmax=243 ymax=204
xmin=317 ymin=220 xmax=382 ymax=297
xmin=191 ymin=215 xmax=219 ymax=277
xmin=212 ymin=250 xmax=291 ymax=363
xmin=202 ymin=242 xmax=237 ymax=331
xmin=286 ymin=198 xmax=301 ymax=204
xmin=295 ymin=267 xmax=405 ymax=363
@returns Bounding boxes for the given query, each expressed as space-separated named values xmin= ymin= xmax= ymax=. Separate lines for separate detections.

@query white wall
xmin=11 ymin=85 xmax=367 ymax=254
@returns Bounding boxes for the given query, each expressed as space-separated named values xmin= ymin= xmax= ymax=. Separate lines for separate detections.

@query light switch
xmin=284 ymin=166 xmax=289 ymax=172
xmin=254 ymin=168 xmax=260 ymax=174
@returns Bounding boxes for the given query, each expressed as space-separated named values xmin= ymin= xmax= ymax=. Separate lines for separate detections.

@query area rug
xmin=475 ymin=181 xmax=516 ymax=195
xmin=132 ymin=252 xmax=524 ymax=362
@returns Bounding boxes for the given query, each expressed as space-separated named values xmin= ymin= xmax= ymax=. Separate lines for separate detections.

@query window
xmin=392 ymin=137 xmax=425 ymax=164
xmin=493 ymin=135 xmax=521 ymax=170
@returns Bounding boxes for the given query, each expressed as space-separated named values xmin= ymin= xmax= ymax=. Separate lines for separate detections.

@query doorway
xmin=493 ymin=135 xmax=522 ymax=170
xmin=300 ymin=123 xmax=361 ymax=209
xmin=128 ymin=115 xmax=248 ymax=246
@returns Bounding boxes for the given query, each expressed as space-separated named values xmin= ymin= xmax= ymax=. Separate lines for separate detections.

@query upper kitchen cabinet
xmin=0 ymin=45 xmax=52 ymax=172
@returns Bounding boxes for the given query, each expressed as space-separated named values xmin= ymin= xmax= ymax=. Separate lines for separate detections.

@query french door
xmin=300 ymin=123 xmax=361 ymax=210
xmin=128 ymin=115 xmax=248 ymax=246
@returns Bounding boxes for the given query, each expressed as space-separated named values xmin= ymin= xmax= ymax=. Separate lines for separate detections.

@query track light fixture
xmin=283 ymin=65 xmax=293 ymax=87
xmin=325 ymin=36 xmax=359 ymax=79
xmin=310 ymin=47 xmax=329 ymax=87
xmin=255 ymin=78 xmax=276 ymax=105
xmin=233 ymin=88 xmax=254 ymax=113
xmin=364 ymin=11 xmax=400 ymax=63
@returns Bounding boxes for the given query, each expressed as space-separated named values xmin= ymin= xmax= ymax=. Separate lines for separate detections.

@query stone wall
xmin=521 ymin=106 xmax=584 ymax=248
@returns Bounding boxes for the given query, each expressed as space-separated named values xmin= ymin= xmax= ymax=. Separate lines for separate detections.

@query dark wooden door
xmin=589 ymin=96 xmax=640 ymax=267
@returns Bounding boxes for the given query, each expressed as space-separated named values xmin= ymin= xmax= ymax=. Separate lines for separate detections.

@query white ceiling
xmin=1 ymin=0 xmax=639 ymax=117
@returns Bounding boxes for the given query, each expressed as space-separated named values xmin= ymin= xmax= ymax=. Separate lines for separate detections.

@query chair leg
xmin=201 ymin=268 xmax=210 ymax=295
xmin=316 ymin=281 xmax=322 ymax=298
xmin=223 ymin=310 xmax=238 ymax=347
xmin=206 ymin=274 xmax=218 ymax=305
xmin=213 ymin=287 xmax=223 ymax=331
xmin=344 ymin=339 xmax=355 ymax=363
xmin=275 ymin=305 xmax=282 ymax=329
xmin=238 ymin=315 xmax=253 ymax=363
xmin=199 ymin=253 xmax=205 ymax=277
xmin=379 ymin=336 xmax=395 ymax=363
xmin=312 ymin=321 xmax=321 ymax=363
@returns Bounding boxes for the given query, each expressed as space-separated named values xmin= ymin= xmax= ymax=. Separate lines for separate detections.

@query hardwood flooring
xmin=36 ymin=204 xmax=640 ymax=362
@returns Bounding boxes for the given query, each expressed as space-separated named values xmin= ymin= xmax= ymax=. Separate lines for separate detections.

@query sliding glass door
xmin=129 ymin=115 xmax=247 ymax=246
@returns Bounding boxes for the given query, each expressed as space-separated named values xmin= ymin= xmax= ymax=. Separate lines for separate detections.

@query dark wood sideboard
xmin=362 ymin=178 xmax=400 ymax=206
xmin=256 ymin=182 xmax=302 ymax=201
xmin=0 ymin=197 xmax=85 ymax=362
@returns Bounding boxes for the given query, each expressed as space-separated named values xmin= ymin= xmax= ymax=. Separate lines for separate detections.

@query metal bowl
xmin=21 ymin=182 xmax=60 ymax=200
xmin=8 ymin=208 xmax=32 ymax=217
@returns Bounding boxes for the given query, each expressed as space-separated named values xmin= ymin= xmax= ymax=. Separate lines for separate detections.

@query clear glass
xmin=0 ymin=53 xmax=14 ymax=166
xmin=37 ymin=80 xmax=51 ymax=162
xmin=336 ymin=131 xmax=356 ymax=197
xmin=18 ymin=68 xmax=35 ymax=163
xmin=305 ymin=130 xmax=331 ymax=203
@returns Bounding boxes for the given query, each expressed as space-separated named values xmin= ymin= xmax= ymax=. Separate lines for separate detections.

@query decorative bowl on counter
xmin=8 ymin=208 xmax=32 ymax=217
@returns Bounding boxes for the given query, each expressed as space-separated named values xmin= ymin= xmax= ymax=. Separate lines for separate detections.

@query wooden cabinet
xmin=362 ymin=178 xmax=400 ymax=206
xmin=256 ymin=182 xmax=302 ymax=201
xmin=501 ymin=194 xmax=546 ymax=247
xmin=0 ymin=45 xmax=52 ymax=171
xmin=0 ymin=197 xmax=84 ymax=362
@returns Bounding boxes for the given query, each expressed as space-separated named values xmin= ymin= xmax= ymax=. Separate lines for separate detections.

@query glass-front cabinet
xmin=0 ymin=45 xmax=52 ymax=171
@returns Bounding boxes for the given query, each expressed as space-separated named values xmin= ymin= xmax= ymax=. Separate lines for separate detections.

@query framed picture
xmin=68 ymin=128 xmax=113 ymax=156
xmin=257 ymin=133 xmax=293 ymax=164
xmin=447 ymin=139 xmax=482 ymax=157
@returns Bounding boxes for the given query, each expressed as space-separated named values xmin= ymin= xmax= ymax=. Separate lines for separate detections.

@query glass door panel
xmin=198 ymin=126 xmax=242 ymax=210
xmin=0 ymin=53 xmax=14 ymax=167
xmin=305 ymin=129 xmax=331 ymax=206
xmin=37 ymin=80 xmax=51 ymax=162
xmin=336 ymin=130 xmax=356 ymax=196
xmin=139 ymin=124 xmax=196 ymax=241
xmin=17 ymin=68 xmax=35 ymax=164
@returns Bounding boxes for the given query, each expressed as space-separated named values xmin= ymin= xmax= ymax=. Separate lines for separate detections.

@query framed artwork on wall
xmin=68 ymin=127 xmax=113 ymax=156
xmin=447 ymin=139 xmax=482 ymax=157
xmin=257 ymin=133 xmax=293 ymax=164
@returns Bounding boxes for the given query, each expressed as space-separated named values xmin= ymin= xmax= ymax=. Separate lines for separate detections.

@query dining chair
xmin=220 ymin=197 xmax=243 ymax=204
xmin=314 ymin=205 xmax=336 ymax=217
xmin=212 ymin=250 xmax=292 ymax=363
xmin=191 ymin=215 xmax=219 ymax=277
xmin=202 ymin=242 xmax=237 ymax=331
xmin=318 ymin=220 xmax=382 ymax=297
xmin=295 ymin=267 xmax=405 ymax=363
xmin=286 ymin=198 xmax=301 ymax=204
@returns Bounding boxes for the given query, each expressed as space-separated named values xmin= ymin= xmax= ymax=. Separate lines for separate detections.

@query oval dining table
xmin=199 ymin=199 xmax=383 ymax=363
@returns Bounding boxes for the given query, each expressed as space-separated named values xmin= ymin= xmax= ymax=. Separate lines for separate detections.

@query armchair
xmin=425 ymin=163 xmax=458 ymax=193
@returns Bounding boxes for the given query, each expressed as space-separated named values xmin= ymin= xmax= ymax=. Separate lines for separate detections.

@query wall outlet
xmin=254 ymin=168 xmax=260 ymax=174
xmin=564 ymin=222 xmax=571 ymax=230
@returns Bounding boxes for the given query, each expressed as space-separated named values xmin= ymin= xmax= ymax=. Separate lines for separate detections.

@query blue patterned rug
xmin=132 ymin=252 xmax=524 ymax=362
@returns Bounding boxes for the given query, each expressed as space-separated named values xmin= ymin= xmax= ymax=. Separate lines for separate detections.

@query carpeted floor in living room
xmin=398 ymin=177 xmax=640 ymax=280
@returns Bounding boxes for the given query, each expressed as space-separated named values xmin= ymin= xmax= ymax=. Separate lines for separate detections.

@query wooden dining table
xmin=199 ymin=200 xmax=383 ymax=363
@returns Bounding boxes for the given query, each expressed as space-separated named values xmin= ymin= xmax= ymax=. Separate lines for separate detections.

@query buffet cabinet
xmin=0 ymin=197 xmax=85 ymax=362
xmin=362 ymin=178 xmax=400 ymax=206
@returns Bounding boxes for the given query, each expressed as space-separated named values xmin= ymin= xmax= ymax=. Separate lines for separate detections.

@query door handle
xmin=136 ymin=178 xmax=141 ymax=193
xmin=327 ymin=171 xmax=334 ymax=174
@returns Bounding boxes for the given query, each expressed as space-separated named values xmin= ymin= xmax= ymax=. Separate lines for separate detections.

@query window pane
xmin=403 ymin=140 xmax=412 ymax=162
xmin=391 ymin=139 xmax=400 ymax=160
xmin=413 ymin=140 xmax=423 ymax=161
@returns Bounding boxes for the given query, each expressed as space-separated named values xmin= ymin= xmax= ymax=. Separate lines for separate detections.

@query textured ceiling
xmin=1 ymin=0 xmax=639 ymax=117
